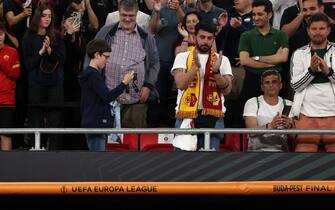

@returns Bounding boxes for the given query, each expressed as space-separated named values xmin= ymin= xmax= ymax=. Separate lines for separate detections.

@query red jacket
xmin=0 ymin=45 xmax=20 ymax=106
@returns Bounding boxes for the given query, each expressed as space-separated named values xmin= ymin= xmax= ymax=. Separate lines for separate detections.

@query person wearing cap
xmin=290 ymin=13 xmax=335 ymax=152
xmin=0 ymin=21 xmax=20 ymax=151
xmin=243 ymin=69 xmax=293 ymax=152
xmin=78 ymin=39 xmax=134 ymax=151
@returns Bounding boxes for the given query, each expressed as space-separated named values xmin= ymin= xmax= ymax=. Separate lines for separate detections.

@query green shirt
xmin=238 ymin=27 xmax=289 ymax=74
xmin=311 ymin=49 xmax=329 ymax=84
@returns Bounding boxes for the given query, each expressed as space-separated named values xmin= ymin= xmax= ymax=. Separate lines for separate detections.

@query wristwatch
xmin=253 ymin=56 xmax=260 ymax=61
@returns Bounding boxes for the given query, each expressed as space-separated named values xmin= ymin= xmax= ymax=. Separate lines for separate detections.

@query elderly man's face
xmin=119 ymin=7 xmax=137 ymax=32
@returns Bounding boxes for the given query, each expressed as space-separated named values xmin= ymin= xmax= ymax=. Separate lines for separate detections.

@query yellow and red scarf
xmin=176 ymin=48 xmax=224 ymax=119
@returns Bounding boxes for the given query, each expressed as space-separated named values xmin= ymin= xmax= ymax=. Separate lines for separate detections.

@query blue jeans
xmin=86 ymin=134 xmax=106 ymax=151
xmin=175 ymin=118 xmax=224 ymax=151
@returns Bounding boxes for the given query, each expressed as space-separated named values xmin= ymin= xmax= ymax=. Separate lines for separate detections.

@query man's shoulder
xmin=294 ymin=44 xmax=309 ymax=54
xmin=176 ymin=51 xmax=191 ymax=59
xmin=96 ymin=23 xmax=118 ymax=38
xmin=241 ymin=28 xmax=257 ymax=37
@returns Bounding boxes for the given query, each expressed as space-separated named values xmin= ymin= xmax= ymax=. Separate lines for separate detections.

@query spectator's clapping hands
xmin=212 ymin=51 xmax=223 ymax=73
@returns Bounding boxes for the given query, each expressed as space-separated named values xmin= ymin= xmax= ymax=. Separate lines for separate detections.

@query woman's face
xmin=185 ymin=14 xmax=199 ymax=34
xmin=39 ymin=9 xmax=52 ymax=29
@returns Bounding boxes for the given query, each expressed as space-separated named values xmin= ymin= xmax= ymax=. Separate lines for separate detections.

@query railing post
xmin=30 ymin=131 xmax=45 ymax=151
xmin=204 ymin=132 xmax=211 ymax=151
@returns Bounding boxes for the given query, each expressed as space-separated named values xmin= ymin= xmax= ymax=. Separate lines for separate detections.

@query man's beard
xmin=197 ymin=44 xmax=211 ymax=53
xmin=311 ymin=36 xmax=327 ymax=45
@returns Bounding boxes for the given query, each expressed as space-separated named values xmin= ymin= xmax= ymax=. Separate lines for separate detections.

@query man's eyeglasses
xmin=126 ymin=73 xmax=139 ymax=93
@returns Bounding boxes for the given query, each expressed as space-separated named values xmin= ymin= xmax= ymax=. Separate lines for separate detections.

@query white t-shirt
xmin=301 ymin=83 xmax=335 ymax=117
xmin=243 ymin=96 xmax=293 ymax=126
xmin=171 ymin=51 xmax=232 ymax=113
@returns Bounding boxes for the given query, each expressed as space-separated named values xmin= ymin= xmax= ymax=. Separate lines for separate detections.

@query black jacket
xmin=78 ymin=66 xmax=126 ymax=128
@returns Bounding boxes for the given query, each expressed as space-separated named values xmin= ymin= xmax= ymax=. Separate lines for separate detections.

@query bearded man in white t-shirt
xmin=171 ymin=21 xmax=233 ymax=151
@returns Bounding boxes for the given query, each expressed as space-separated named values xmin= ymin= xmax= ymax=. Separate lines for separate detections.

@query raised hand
xmin=177 ymin=23 xmax=188 ymax=39
xmin=23 ymin=6 xmax=32 ymax=17
xmin=230 ymin=17 xmax=242 ymax=29
xmin=64 ymin=17 xmax=81 ymax=35
xmin=122 ymin=71 xmax=135 ymax=85
xmin=44 ymin=36 xmax=51 ymax=54
xmin=310 ymin=52 xmax=320 ymax=72
xmin=318 ymin=57 xmax=330 ymax=75
xmin=212 ymin=51 xmax=223 ymax=73
xmin=153 ymin=0 xmax=162 ymax=13
xmin=192 ymin=48 xmax=200 ymax=70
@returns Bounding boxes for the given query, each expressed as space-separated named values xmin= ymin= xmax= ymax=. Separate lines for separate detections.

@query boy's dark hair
xmin=195 ymin=21 xmax=217 ymax=35
xmin=86 ymin=39 xmax=111 ymax=59
xmin=252 ymin=0 xmax=273 ymax=14
xmin=307 ymin=12 xmax=330 ymax=28
xmin=118 ymin=0 xmax=139 ymax=11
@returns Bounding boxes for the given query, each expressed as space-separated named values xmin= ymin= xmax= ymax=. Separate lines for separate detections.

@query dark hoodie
xmin=78 ymin=66 xmax=126 ymax=128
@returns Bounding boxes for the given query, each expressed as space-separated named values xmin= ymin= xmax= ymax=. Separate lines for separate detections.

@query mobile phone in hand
xmin=282 ymin=105 xmax=291 ymax=117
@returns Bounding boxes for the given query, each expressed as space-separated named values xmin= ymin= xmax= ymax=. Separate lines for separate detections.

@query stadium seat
xmin=141 ymin=144 xmax=173 ymax=151
xmin=140 ymin=133 xmax=173 ymax=151
xmin=106 ymin=143 xmax=130 ymax=151
xmin=107 ymin=133 xmax=139 ymax=151
xmin=221 ymin=134 xmax=248 ymax=152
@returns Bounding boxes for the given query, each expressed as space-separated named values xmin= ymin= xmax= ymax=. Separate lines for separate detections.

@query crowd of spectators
xmin=0 ymin=0 xmax=334 ymax=151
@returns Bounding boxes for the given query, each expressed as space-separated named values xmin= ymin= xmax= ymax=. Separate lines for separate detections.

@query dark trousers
xmin=151 ymin=60 xmax=176 ymax=127
xmin=27 ymin=83 xmax=64 ymax=150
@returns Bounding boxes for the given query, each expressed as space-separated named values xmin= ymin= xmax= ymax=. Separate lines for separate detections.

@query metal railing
xmin=1 ymin=128 xmax=335 ymax=151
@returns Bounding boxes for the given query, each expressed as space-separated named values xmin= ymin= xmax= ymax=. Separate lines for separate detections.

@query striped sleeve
xmin=290 ymin=49 xmax=315 ymax=92
xmin=327 ymin=68 xmax=335 ymax=83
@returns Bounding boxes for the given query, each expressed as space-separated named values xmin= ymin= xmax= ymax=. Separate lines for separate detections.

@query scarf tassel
xmin=175 ymin=111 xmax=198 ymax=119
xmin=202 ymin=109 xmax=225 ymax=118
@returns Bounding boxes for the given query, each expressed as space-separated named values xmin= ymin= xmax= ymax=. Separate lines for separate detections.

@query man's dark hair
xmin=252 ymin=0 xmax=273 ymax=14
xmin=118 ymin=0 xmax=139 ymax=11
xmin=302 ymin=0 xmax=323 ymax=7
xmin=195 ymin=21 xmax=217 ymax=35
xmin=307 ymin=12 xmax=330 ymax=28
xmin=261 ymin=69 xmax=282 ymax=83
xmin=86 ymin=39 xmax=111 ymax=59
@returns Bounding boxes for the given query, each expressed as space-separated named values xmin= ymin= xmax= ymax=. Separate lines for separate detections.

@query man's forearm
xmin=214 ymin=74 xmax=232 ymax=95
xmin=258 ymin=53 xmax=288 ymax=65
xmin=241 ymin=57 xmax=275 ymax=68
xmin=149 ymin=11 xmax=160 ymax=34
xmin=281 ymin=13 xmax=304 ymax=37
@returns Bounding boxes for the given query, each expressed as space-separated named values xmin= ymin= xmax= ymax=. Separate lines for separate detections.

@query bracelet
xmin=182 ymin=39 xmax=188 ymax=43
xmin=212 ymin=70 xmax=220 ymax=75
